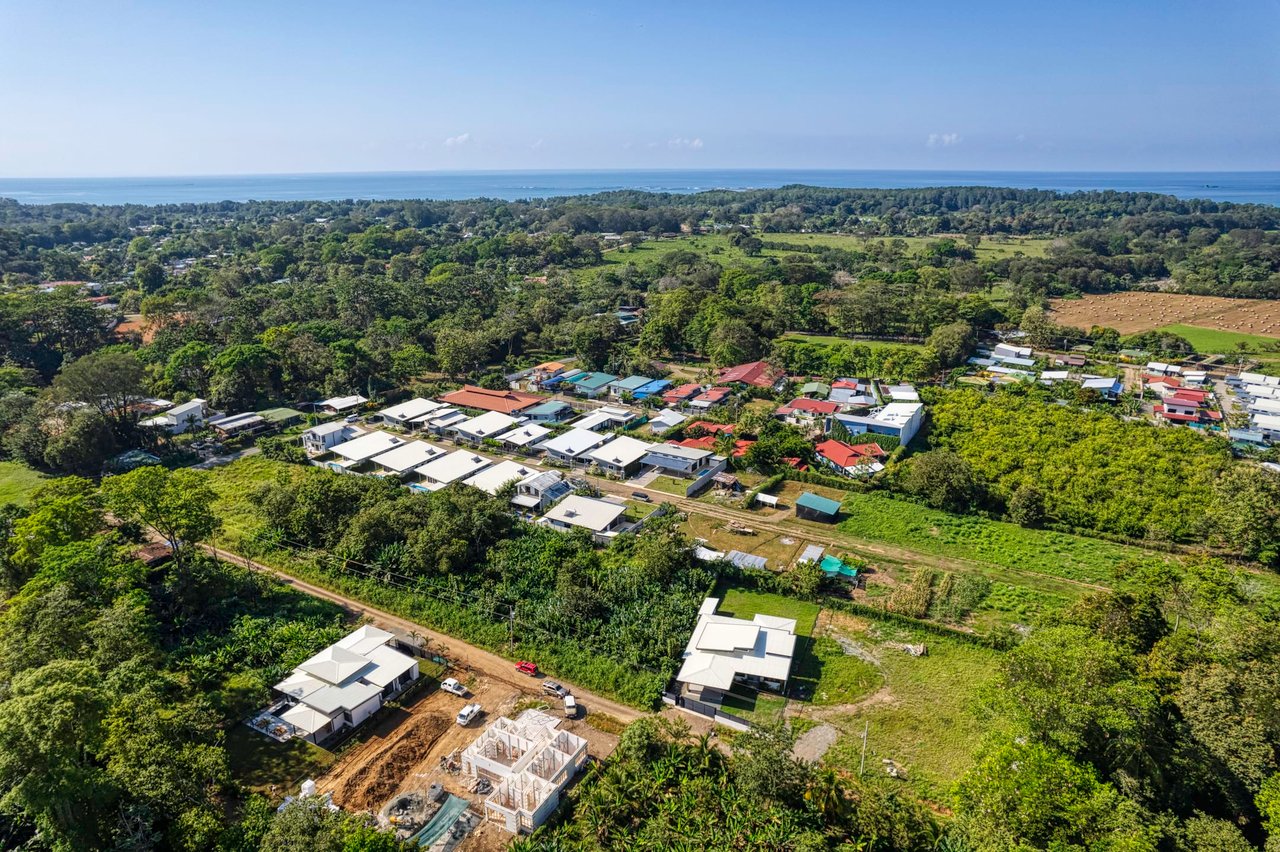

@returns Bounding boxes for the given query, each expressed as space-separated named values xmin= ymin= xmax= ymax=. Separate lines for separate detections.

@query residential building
xmin=798 ymin=381 xmax=830 ymax=397
xmin=815 ymin=439 xmax=887 ymax=477
xmin=606 ymin=375 xmax=656 ymax=399
xmin=462 ymin=710 xmax=589 ymax=834
xmin=776 ymin=397 xmax=841 ymax=426
xmin=328 ymin=431 xmax=406 ymax=472
xmin=499 ymin=423 xmax=553 ymax=453
xmin=573 ymin=406 xmax=637 ymax=432
xmin=140 ymin=398 xmax=211 ymax=434
xmin=883 ymin=383 xmax=920 ymax=402
xmin=451 ymin=411 xmax=524 ymax=445
xmin=718 ymin=360 xmax=784 ymax=390
xmin=207 ymin=411 xmax=267 ymax=437
xmin=795 ymin=491 xmax=841 ymax=522
xmin=565 ymin=372 xmax=616 ymax=399
xmin=1146 ymin=361 xmax=1183 ymax=376
xmin=541 ymin=495 xmax=628 ymax=540
xmin=302 ymin=422 xmax=365 ymax=456
xmin=584 ymin=434 xmax=652 ymax=477
xmin=676 ymin=597 xmax=797 ymax=703
xmin=412 ymin=450 xmax=493 ymax=492
xmin=661 ymin=383 xmax=703 ymax=406
xmin=378 ymin=397 xmax=443 ymax=428
xmin=829 ymin=402 xmax=924 ymax=447
xmin=1082 ymin=376 xmax=1123 ymax=399
xmin=538 ymin=428 xmax=610 ymax=467
xmin=647 ymin=408 xmax=687 ymax=433
xmin=319 ymin=394 xmax=368 ymax=414
xmin=687 ymin=386 xmax=733 ymax=411
xmin=523 ymin=400 xmax=574 ymax=423
xmin=414 ymin=407 xmax=468 ymax=435
xmin=368 ymin=441 xmax=443 ymax=478
xmin=993 ymin=343 xmax=1033 ymax=360
xmin=643 ymin=443 xmax=717 ymax=478
xmin=827 ymin=387 xmax=876 ymax=407
xmin=511 ymin=470 xmax=572 ymax=514
xmin=464 ymin=459 xmax=539 ymax=495
xmin=439 ymin=385 xmax=543 ymax=414
xmin=272 ymin=626 xmax=419 ymax=745
xmin=630 ymin=378 xmax=672 ymax=399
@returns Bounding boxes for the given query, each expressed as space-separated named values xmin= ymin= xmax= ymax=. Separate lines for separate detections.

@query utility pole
xmin=508 ymin=606 xmax=516 ymax=644
xmin=859 ymin=721 xmax=869 ymax=776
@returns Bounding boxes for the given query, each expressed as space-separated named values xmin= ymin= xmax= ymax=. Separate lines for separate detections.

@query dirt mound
xmin=327 ymin=712 xmax=450 ymax=812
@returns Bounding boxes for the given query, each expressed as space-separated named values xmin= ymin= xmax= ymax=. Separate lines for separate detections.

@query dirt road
xmin=202 ymin=543 xmax=646 ymax=724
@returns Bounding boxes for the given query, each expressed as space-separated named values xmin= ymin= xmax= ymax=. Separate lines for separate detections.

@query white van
xmin=563 ymin=694 xmax=577 ymax=718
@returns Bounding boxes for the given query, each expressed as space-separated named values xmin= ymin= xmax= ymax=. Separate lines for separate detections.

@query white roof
xmin=1247 ymin=385 xmax=1280 ymax=400
xmin=1241 ymin=371 xmax=1280 ymax=387
xmin=676 ymin=598 xmax=798 ymax=691
xmin=994 ymin=343 xmax=1032 ymax=358
xmin=415 ymin=449 xmax=492 ymax=485
xmin=321 ymin=394 xmax=368 ymax=411
xmin=297 ymin=645 xmax=372 ymax=685
xmin=275 ymin=670 xmax=327 ymax=702
xmin=1083 ymin=376 xmax=1120 ymax=389
xmin=1253 ymin=413 xmax=1280 ymax=431
xmin=453 ymin=410 xmax=522 ymax=439
xmin=463 ymin=459 xmax=538 ymax=495
xmin=539 ymin=427 xmax=609 ymax=458
xmin=585 ymin=434 xmax=652 ymax=468
xmin=302 ymin=680 xmax=384 ymax=715
xmin=379 ymin=397 xmax=442 ymax=421
xmin=542 ymin=495 xmax=626 ymax=532
xmin=167 ymin=399 xmax=206 ymax=417
xmin=500 ymin=423 xmax=552 ymax=447
xmin=305 ymin=421 xmax=355 ymax=438
xmin=421 ymin=409 xmax=468 ymax=428
xmin=335 ymin=624 xmax=396 ymax=656
xmin=369 ymin=440 xmax=442 ymax=472
xmin=1040 ymin=370 xmax=1071 ymax=381
xmin=330 ymin=430 xmax=405 ymax=462
xmin=280 ymin=703 xmax=335 ymax=735
xmin=646 ymin=443 xmax=713 ymax=461
xmin=649 ymin=408 xmax=687 ymax=430
xmin=359 ymin=643 xmax=419 ymax=688
xmin=875 ymin=402 xmax=923 ymax=426
xmin=574 ymin=406 xmax=633 ymax=431
xmin=1248 ymin=399 xmax=1280 ymax=415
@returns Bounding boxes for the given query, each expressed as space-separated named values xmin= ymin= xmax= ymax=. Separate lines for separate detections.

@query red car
xmin=515 ymin=661 xmax=538 ymax=676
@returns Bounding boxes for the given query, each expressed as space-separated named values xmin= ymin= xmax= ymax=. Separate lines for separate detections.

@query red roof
xmin=816 ymin=439 xmax=887 ymax=469
xmin=718 ymin=361 xmax=782 ymax=388
xmin=778 ymin=397 xmax=840 ymax=416
xmin=1154 ymin=404 xmax=1199 ymax=423
xmin=438 ymin=385 xmax=544 ymax=414
xmin=691 ymin=387 xmax=732 ymax=405
xmin=662 ymin=383 xmax=703 ymax=403
xmin=782 ymin=457 xmax=809 ymax=471
xmin=686 ymin=421 xmax=733 ymax=434
xmin=1168 ymin=389 xmax=1209 ymax=404
xmin=671 ymin=436 xmax=755 ymax=457
xmin=832 ymin=379 xmax=864 ymax=390
xmin=1144 ymin=374 xmax=1182 ymax=387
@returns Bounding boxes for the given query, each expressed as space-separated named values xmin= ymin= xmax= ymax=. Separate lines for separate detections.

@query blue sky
xmin=0 ymin=0 xmax=1277 ymax=176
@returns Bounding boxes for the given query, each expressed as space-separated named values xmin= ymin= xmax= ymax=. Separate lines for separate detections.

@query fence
xmin=661 ymin=691 xmax=752 ymax=732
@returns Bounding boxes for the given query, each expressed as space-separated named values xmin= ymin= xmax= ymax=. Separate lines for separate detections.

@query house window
xmin=342 ymin=710 xmax=352 ymax=725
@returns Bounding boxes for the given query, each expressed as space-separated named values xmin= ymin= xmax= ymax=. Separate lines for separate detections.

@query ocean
xmin=0 ymin=169 xmax=1277 ymax=207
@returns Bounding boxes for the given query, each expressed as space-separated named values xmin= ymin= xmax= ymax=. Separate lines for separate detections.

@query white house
xmin=378 ymin=397 xmax=443 ymax=428
xmin=140 ymin=398 xmax=210 ymax=434
xmin=498 ymin=423 xmax=552 ymax=453
xmin=412 ymin=449 xmax=493 ymax=492
xmin=302 ymin=422 xmax=366 ymax=456
xmin=327 ymin=431 xmax=406 ymax=472
xmin=538 ymin=428 xmax=609 ymax=467
xmin=273 ymin=625 xmax=419 ymax=745
xmin=463 ymin=460 xmax=539 ymax=495
xmin=414 ymin=407 xmax=468 ymax=435
xmin=541 ymin=495 xmax=627 ymax=540
xmin=829 ymin=402 xmax=924 ymax=447
xmin=584 ymin=434 xmax=652 ymax=477
xmin=511 ymin=471 xmax=572 ymax=514
xmin=1082 ymin=376 xmax=1123 ymax=399
xmin=994 ymin=343 xmax=1033 ymax=360
xmin=640 ymin=443 xmax=716 ymax=478
xmin=572 ymin=406 xmax=637 ymax=432
xmin=368 ymin=441 xmax=443 ymax=478
xmin=319 ymin=394 xmax=368 ymax=414
xmin=461 ymin=709 xmax=589 ymax=834
xmin=675 ymin=598 xmax=797 ymax=703
xmin=647 ymin=408 xmax=687 ymax=433
xmin=451 ymin=411 xmax=524 ymax=445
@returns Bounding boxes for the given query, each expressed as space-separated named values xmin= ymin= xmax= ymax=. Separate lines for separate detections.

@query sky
xmin=0 ymin=0 xmax=1277 ymax=176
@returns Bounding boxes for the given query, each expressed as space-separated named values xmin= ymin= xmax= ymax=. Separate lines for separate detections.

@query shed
xmin=795 ymin=492 xmax=841 ymax=522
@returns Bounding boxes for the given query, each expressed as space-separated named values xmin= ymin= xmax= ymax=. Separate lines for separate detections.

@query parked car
xmin=631 ymin=491 xmax=651 ymax=502
xmin=455 ymin=703 xmax=482 ymax=726
xmin=515 ymin=660 xmax=538 ymax=676
xmin=440 ymin=678 xmax=467 ymax=697
xmin=541 ymin=680 xmax=567 ymax=698
xmin=563 ymin=694 xmax=578 ymax=718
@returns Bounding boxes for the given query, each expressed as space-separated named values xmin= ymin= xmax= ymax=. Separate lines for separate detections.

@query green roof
xmin=525 ymin=400 xmax=571 ymax=415
xmin=568 ymin=371 xmax=616 ymax=390
xmin=257 ymin=406 xmax=304 ymax=422
xmin=800 ymin=381 xmax=831 ymax=395
xmin=610 ymin=375 xmax=654 ymax=391
xmin=796 ymin=492 xmax=841 ymax=516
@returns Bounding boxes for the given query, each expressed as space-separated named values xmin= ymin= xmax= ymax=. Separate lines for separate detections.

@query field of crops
xmin=1050 ymin=292 xmax=1280 ymax=339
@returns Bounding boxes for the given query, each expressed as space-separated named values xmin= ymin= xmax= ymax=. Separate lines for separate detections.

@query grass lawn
xmin=0 ymin=461 xmax=50 ymax=507
xmin=648 ymin=474 xmax=691 ymax=496
xmin=684 ymin=513 xmax=809 ymax=569
xmin=1156 ymin=323 xmax=1280 ymax=354
xmin=713 ymin=586 xmax=820 ymax=636
xmin=718 ymin=683 xmax=789 ymax=723
xmin=795 ymin=635 xmax=884 ymax=706
xmin=764 ymin=232 xmax=1053 ymax=260
xmin=225 ymin=725 xmax=335 ymax=799
xmin=208 ymin=455 xmax=312 ymax=541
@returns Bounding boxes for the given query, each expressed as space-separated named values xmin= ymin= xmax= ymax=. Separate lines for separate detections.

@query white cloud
xmin=443 ymin=132 xmax=471 ymax=148
xmin=530 ymin=138 xmax=544 ymax=150
xmin=667 ymin=136 xmax=704 ymax=150
xmin=926 ymin=132 xmax=961 ymax=148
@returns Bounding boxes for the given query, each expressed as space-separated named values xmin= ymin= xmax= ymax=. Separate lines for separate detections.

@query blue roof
xmin=632 ymin=378 xmax=672 ymax=397
xmin=1229 ymin=429 xmax=1267 ymax=443
xmin=796 ymin=492 xmax=841 ymax=515
xmin=525 ymin=400 xmax=571 ymax=416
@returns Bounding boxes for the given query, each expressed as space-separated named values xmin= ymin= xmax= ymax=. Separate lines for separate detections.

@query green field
xmin=1156 ymin=323 xmax=1280 ymax=355
xmin=779 ymin=332 xmax=926 ymax=352
xmin=225 ymin=725 xmax=335 ymax=799
xmin=763 ymin=232 xmax=1053 ymax=259
xmin=0 ymin=461 xmax=51 ymax=507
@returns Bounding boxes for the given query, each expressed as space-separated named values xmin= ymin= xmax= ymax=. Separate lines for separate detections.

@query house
xmin=815 ymin=439 xmax=887 ymax=477
xmin=1038 ymin=370 xmax=1072 ymax=384
xmin=993 ymin=343 xmax=1033 ymax=360
xmin=662 ymin=383 xmax=703 ymax=406
xmin=1146 ymin=361 xmax=1183 ymax=376
xmin=829 ymin=402 xmax=924 ymax=447
xmin=584 ymin=434 xmax=652 ymax=477
xmin=542 ymin=495 xmax=628 ymax=540
xmin=630 ymin=378 xmax=672 ymax=399
xmin=378 ymin=397 xmax=443 ymax=428
xmin=675 ymin=435 xmax=754 ymax=458
xmin=718 ymin=360 xmax=784 ymax=390
xmin=258 ymin=407 xmax=305 ymax=429
xmin=675 ymin=597 xmax=797 ymax=703
xmin=538 ymin=428 xmax=610 ymax=466
xmin=328 ymin=431 xmax=407 ymax=472
xmin=564 ymin=372 xmax=617 ymax=399
xmin=1054 ymin=354 xmax=1088 ymax=368
xmin=302 ymin=422 xmax=366 ymax=456
xmin=140 ymin=398 xmax=210 ymax=434
xmin=536 ymin=367 xmax=583 ymax=391
xmin=522 ymin=400 xmax=574 ymax=424
xmin=776 ymin=397 xmax=841 ymax=426
xmin=414 ymin=407 xmax=468 ymax=435
xmin=606 ymin=375 xmax=656 ymax=399
xmin=412 ymin=450 xmax=493 ymax=492
xmin=1082 ymin=376 xmax=1123 ymax=399
xmin=499 ymin=423 xmax=553 ymax=453
xmin=883 ymin=383 xmax=920 ymax=402
xmin=207 ymin=411 xmax=267 ymax=437
xmin=685 ymin=420 xmax=733 ymax=435
xmin=1144 ymin=375 xmax=1183 ymax=397
xmin=368 ymin=441 xmax=443 ymax=478
xmin=463 ymin=460 xmax=539 ymax=495
xmin=643 ymin=443 xmax=717 ymax=478
xmin=573 ymin=406 xmax=637 ymax=432
xmin=530 ymin=360 xmax=572 ymax=388
xmin=439 ymin=386 xmax=543 ymax=414
xmin=272 ymin=626 xmax=419 ymax=745
xmin=795 ymin=491 xmax=841 ymax=522
xmin=462 ymin=710 xmax=589 ymax=834
xmin=647 ymin=408 xmax=687 ymax=433
xmin=319 ymin=394 xmax=368 ymax=414
xmin=798 ymin=381 xmax=830 ymax=397
xmin=687 ymin=387 xmax=733 ymax=411
xmin=511 ymin=470 xmax=572 ymax=514
xmin=828 ymin=387 xmax=876 ymax=407
xmin=451 ymin=411 xmax=524 ymax=445
xmin=1253 ymin=414 xmax=1280 ymax=442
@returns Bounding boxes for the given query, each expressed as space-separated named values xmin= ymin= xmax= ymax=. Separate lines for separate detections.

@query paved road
xmin=201 ymin=542 xmax=646 ymax=723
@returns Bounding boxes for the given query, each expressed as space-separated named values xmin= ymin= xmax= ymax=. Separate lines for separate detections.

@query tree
xmin=5 ymin=477 xmax=103 ymax=589
xmin=133 ymin=260 xmax=167 ymax=295
xmin=100 ymin=466 xmax=220 ymax=559
xmin=42 ymin=406 xmax=117 ymax=474
xmin=1205 ymin=465 xmax=1280 ymax=566
xmin=899 ymin=450 xmax=983 ymax=513
xmin=927 ymin=321 xmax=975 ymax=368
xmin=51 ymin=348 xmax=146 ymax=434
xmin=1007 ymin=482 xmax=1047 ymax=527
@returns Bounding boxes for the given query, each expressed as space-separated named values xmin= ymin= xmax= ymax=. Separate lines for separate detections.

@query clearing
xmin=0 ymin=461 xmax=50 ymax=506
xmin=1049 ymin=292 xmax=1280 ymax=340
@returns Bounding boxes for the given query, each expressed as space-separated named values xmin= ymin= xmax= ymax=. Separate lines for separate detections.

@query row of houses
xmin=1229 ymin=371 xmax=1280 ymax=445
xmin=139 ymin=398 xmax=304 ymax=438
